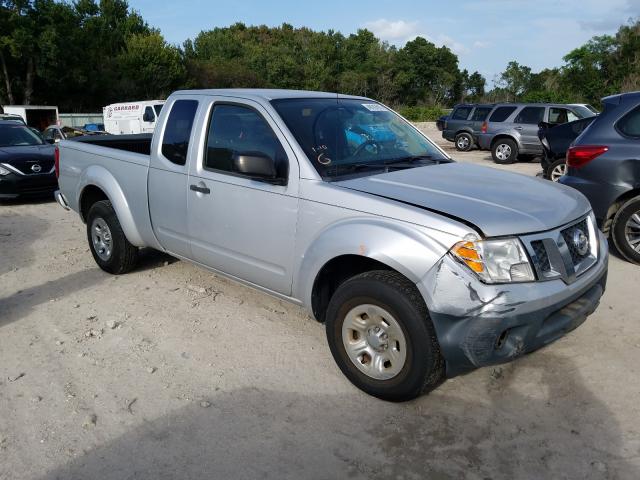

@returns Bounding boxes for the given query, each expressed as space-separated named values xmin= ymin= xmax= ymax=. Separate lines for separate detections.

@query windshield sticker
xmin=362 ymin=103 xmax=388 ymax=112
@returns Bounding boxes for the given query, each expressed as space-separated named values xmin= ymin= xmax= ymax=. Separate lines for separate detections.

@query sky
xmin=128 ymin=0 xmax=639 ymax=83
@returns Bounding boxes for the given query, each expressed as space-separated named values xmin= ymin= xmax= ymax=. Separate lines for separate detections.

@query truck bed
xmin=71 ymin=134 xmax=152 ymax=155
xmin=57 ymin=133 xmax=160 ymax=249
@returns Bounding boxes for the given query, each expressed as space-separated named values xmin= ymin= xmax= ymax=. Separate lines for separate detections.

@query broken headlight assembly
xmin=450 ymin=236 xmax=535 ymax=284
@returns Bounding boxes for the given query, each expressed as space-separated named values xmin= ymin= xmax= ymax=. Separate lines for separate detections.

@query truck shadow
xmin=39 ymin=353 xmax=636 ymax=480
xmin=0 ymin=212 xmax=49 ymax=276
xmin=0 ymin=268 xmax=106 ymax=328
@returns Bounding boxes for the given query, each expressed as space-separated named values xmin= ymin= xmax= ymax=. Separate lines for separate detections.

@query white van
xmin=102 ymin=100 xmax=165 ymax=135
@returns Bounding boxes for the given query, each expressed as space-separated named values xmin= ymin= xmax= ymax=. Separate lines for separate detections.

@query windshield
xmin=154 ymin=104 xmax=164 ymax=116
xmin=0 ymin=124 xmax=45 ymax=147
xmin=271 ymin=98 xmax=448 ymax=178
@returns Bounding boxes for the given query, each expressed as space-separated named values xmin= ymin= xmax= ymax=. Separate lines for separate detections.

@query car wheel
xmin=455 ymin=132 xmax=473 ymax=152
xmin=546 ymin=158 xmax=568 ymax=182
xmin=325 ymin=270 xmax=445 ymax=402
xmin=492 ymin=139 xmax=518 ymax=164
xmin=86 ymin=200 xmax=139 ymax=274
xmin=611 ymin=196 xmax=640 ymax=264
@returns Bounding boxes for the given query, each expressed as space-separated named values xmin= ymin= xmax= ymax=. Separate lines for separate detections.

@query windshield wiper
xmin=385 ymin=154 xmax=442 ymax=165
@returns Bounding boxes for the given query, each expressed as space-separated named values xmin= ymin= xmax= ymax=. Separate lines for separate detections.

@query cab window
xmin=161 ymin=99 xmax=199 ymax=166
xmin=204 ymin=104 xmax=287 ymax=178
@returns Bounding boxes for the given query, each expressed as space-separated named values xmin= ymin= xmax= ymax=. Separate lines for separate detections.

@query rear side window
xmin=470 ymin=107 xmax=492 ymax=121
xmin=451 ymin=107 xmax=472 ymax=120
xmin=161 ymin=99 xmax=198 ymax=165
xmin=489 ymin=106 xmax=517 ymax=122
xmin=514 ymin=106 xmax=545 ymax=124
xmin=617 ymin=106 xmax=640 ymax=138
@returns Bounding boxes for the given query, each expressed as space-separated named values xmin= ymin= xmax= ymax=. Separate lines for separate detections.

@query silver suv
xmin=477 ymin=103 xmax=596 ymax=164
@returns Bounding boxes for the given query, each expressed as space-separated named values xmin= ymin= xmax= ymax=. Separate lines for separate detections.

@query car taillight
xmin=481 ymin=121 xmax=488 ymax=133
xmin=54 ymin=146 xmax=60 ymax=178
xmin=566 ymin=145 xmax=608 ymax=168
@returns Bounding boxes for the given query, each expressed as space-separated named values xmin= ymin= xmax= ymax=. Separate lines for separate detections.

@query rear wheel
xmin=546 ymin=158 xmax=568 ymax=182
xmin=455 ymin=132 xmax=473 ymax=152
xmin=611 ymin=196 xmax=640 ymax=264
xmin=492 ymin=138 xmax=518 ymax=164
xmin=325 ymin=270 xmax=445 ymax=402
xmin=86 ymin=200 xmax=139 ymax=274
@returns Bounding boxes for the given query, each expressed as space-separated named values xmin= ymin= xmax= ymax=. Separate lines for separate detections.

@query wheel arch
xmin=603 ymin=188 xmax=640 ymax=236
xmin=490 ymin=134 xmax=518 ymax=149
xmin=76 ymin=166 xmax=146 ymax=246
xmin=295 ymin=219 xmax=451 ymax=322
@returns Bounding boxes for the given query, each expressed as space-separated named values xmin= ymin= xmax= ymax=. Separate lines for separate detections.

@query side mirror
xmin=143 ymin=111 xmax=155 ymax=122
xmin=232 ymin=152 xmax=282 ymax=183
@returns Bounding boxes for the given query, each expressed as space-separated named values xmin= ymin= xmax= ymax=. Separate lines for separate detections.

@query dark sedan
xmin=0 ymin=121 xmax=57 ymax=199
xmin=560 ymin=91 xmax=640 ymax=264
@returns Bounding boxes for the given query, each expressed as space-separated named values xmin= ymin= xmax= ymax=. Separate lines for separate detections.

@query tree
xmin=116 ymin=32 xmax=185 ymax=99
xmin=497 ymin=61 xmax=532 ymax=101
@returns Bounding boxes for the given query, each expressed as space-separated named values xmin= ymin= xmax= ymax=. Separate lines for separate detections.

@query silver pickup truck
xmin=55 ymin=89 xmax=608 ymax=401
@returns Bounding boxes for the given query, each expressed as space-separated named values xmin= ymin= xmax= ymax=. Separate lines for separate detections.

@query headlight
xmin=450 ymin=236 xmax=535 ymax=283
xmin=0 ymin=165 xmax=10 ymax=176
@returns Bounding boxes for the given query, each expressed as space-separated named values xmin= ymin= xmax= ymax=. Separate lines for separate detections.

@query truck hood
xmin=333 ymin=163 xmax=591 ymax=237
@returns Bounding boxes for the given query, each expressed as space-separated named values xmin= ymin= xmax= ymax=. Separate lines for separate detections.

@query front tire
xmin=325 ymin=270 xmax=445 ymax=402
xmin=611 ymin=196 xmax=640 ymax=264
xmin=455 ymin=132 xmax=473 ymax=152
xmin=492 ymin=138 xmax=518 ymax=164
xmin=86 ymin=200 xmax=139 ymax=274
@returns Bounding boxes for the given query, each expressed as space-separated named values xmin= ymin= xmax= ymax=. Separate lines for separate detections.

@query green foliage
xmin=492 ymin=19 xmax=640 ymax=105
xmin=1 ymin=1 xmax=637 ymax=114
xmin=395 ymin=105 xmax=445 ymax=122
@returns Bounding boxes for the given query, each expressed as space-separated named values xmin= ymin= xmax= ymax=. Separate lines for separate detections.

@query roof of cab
xmin=170 ymin=88 xmax=369 ymax=102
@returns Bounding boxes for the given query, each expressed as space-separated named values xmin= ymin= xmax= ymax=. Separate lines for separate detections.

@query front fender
xmin=77 ymin=165 xmax=146 ymax=247
xmin=293 ymin=217 xmax=457 ymax=310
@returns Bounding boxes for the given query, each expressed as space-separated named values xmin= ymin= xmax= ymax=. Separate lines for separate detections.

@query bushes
xmin=395 ymin=105 xmax=446 ymax=122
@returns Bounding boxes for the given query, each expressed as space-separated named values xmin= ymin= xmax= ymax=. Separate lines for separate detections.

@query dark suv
xmin=442 ymin=104 xmax=494 ymax=151
xmin=560 ymin=91 xmax=640 ymax=264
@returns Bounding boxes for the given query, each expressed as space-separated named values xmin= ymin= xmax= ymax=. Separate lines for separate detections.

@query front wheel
xmin=325 ymin=270 xmax=445 ymax=402
xmin=611 ymin=196 xmax=640 ymax=264
xmin=492 ymin=138 xmax=518 ymax=164
xmin=86 ymin=200 xmax=139 ymax=274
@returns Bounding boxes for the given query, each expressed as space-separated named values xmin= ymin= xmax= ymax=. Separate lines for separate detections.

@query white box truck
xmin=1 ymin=105 xmax=59 ymax=131
xmin=102 ymin=100 xmax=166 ymax=135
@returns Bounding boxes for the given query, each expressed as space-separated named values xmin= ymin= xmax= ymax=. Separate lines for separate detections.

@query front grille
xmin=531 ymin=240 xmax=550 ymax=273
xmin=523 ymin=215 xmax=598 ymax=284
xmin=561 ymin=219 xmax=590 ymax=265
xmin=12 ymin=159 xmax=54 ymax=175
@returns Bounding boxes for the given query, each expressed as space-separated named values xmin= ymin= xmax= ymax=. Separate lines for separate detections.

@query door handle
xmin=190 ymin=184 xmax=210 ymax=194
xmin=514 ymin=126 xmax=524 ymax=130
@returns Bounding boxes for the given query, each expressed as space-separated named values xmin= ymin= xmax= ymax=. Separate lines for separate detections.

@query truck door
xmin=186 ymin=98 xmax=299 ymax=295
xmin=148 ymin=98 xmax=200 ymax=259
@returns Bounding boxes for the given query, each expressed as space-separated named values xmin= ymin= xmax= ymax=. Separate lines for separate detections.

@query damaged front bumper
xmin=418 ymin=232 xmax=608 ymax=377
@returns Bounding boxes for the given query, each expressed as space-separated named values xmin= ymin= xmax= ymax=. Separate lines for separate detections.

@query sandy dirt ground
xmin=1 ymin=124 xmax=639 ymax=480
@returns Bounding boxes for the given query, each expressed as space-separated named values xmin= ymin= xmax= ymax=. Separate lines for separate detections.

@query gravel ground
xmin=1 ymin=124 xmax=639 ymax=479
